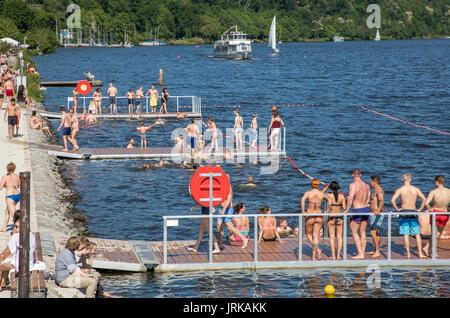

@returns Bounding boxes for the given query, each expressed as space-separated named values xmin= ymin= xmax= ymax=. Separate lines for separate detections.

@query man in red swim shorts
xmin=4 ymin=79 xmax=14 ymax=103
xmin=425 ymin=175 xmax=450 ymax=258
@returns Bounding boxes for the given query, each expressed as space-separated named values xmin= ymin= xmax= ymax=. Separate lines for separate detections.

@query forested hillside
xmin=0 ymin=0 xmax=449 ymax=53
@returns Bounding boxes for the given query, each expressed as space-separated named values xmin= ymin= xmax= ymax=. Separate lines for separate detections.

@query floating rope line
xmin=360 ymin=106 xmax=450 ymax=136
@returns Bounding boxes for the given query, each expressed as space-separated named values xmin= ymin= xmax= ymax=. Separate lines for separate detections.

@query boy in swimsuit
xmin=368 ymin=175 xmax=384 ymax=258
xmin=0 ymin=162 xmax=20 ymax=232
xmin=136 ymin=122 xmax=151 ymax=148
xmin=424 ymin=175 xmax=450 ymax=258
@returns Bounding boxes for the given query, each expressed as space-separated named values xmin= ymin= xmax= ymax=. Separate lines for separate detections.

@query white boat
xmin=375 ymin=28 xmax=381 ymax=41
xmin=268 ymin=16 xmax=279 ymax=54
xmin=213 ymin=25 xmax=252 ymax=60
xmin=332 ymin=36 xmax=344 ymax=42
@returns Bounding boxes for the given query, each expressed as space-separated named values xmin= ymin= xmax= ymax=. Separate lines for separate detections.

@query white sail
xmin=375 ymin=28 xmax=381 ymax=41
xmin=269 ymin=15 xmax=279 ymax=53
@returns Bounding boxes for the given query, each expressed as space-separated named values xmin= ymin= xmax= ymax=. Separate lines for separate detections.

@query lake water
xmin=33 ymin=39 xmax=449 ymax=297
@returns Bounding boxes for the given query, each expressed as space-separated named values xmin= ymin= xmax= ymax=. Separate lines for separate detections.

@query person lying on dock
xmin=126 ymin=138 xmax=135 ymax=148
xmin=30 ymin=110 xmax=52 ymax=135
xmin=136 ymin=122 xmax=151 ymax=148
xmin=85 ymin=110 xmax=97 ymax=123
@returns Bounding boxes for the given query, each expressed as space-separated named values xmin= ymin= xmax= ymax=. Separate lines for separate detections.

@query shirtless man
xmin=126 ymin=89 xmax=135 ymax=114
xmin=425 ymin=175 xmax=450 ymax=258
xmin=4 ymin=78 xmax=14 ymax=104
xmin=217 ymin=182 xmax=248 ymax=249
xmin=107 ymin=83 xmax=117 ymax=114
xmin=126 ymin=138 xmax=135 ymax=148
xmin=135 ymin=86 xmax=144 ymax=114
xmin=344 ymin=168 xmax=371 ymax=259
xmin=277 ymin=217 xmax=293 ymax=237
xmin=185 ymin=120 xmax=199 ymax=160
xmin=368 ymin=175 xmax=384 ymax=258
xmin=391 ymin=173 xmax=426 ymax=259
xmin=145 ymin=85 xmax=159 ymax=113
xmin=136 ymin=122 xmax=151 ymax=148
xmin=85 ymin=110 xmax=97 ymax=123
xmin=4 ymin=98 xmax=17 ymax=139
xmin=0 ymin=163 xmax=20 ymax=232
xmin=57 ymin=107 xmax=76 ymax=151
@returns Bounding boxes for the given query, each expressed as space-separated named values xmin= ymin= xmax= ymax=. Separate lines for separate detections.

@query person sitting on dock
xmin=344 ymin=169 xmax=371 ymax=260
xmin=258 ymin=206 xmax=284 ymax=244
xmin=85 ymin=110 xmax=97 ymax=123
xmin=277 ymin=217 xmax=293 ymax=237
xmin=88 ymin=100 xmax=97 ymax=115
xmin=176 ymin=112 xmax=186 ymax=119
xmin=55 ymin=237 xmax=99 ymax=298
xmin=136 ymin=122 xmax=151 ymax=148
xmin=84 ymin=71 xmax=95 ymax=81
xmin=145 ymin=85 xmax=159 ymax=113
xmin=187 ymin=204 xmax=221 ymax=254
xmin=30 ymin=110 xmax=52 ymax=135
xmin=107 ymin=83 xmax=117 ymax=114
xmin=57 ymin=106 xmax=77 ymax=152
xmin=391 ymin=173 xmax=427 ymax=259
xmin=228 ymin=203 xmax=250 ymax=244
xmin=424 ymin=175 xmax=450 ymax=258
xmin=126 ymin=138 xmax=135 ymax=148
xmin=126 ymin=89 xmax=135 ymax=114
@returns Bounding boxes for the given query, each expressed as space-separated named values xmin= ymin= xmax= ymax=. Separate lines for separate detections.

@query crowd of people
xmin=187 ymin=167 xmax=449 ymax=260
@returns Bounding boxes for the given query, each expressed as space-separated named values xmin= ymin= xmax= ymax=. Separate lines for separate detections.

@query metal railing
xmin=162 ymin=211 xmax=449 ymax=265
xmin=67 ymin=95 xmax=202 ymax=115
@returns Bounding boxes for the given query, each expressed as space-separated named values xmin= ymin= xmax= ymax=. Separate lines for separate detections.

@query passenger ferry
xmin=213 ymin=25 xmax=252 ymax=60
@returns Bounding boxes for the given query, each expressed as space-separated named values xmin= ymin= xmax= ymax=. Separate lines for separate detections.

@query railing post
xmin=146 ymin=96 xmax=148 ymax=113
xmin=343 ymin=214 xmax=347 ymax=259
xmin=163 ymin=217 xmax=167 ymax=265
xmin=432 ymin=213 xmax=436 ymax=260
xmin=387 ymin=213 xmax=392 ymax=260
xmin=83 ymin=97 xmax=86 ymax=111
xmin=254 ymin=216 xmax=258 ymax=263
xmin=177 ymin=97 xmax=179 ymax=113
xmin=298 ymin=214 xmax=303 ymax=261
xmin=283 ymin=127 xmax=286 ymax=153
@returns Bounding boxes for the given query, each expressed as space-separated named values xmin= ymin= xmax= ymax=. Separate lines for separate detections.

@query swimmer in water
xmin=126 ymin=138 xmax=135 ymax=148
xmin=154 ymin=117 xmax=164 ymax=125
xmin=242 ymin=176 xmax=256 ymax=187
xmin=142 ymin=163 xmax=150 ymax=169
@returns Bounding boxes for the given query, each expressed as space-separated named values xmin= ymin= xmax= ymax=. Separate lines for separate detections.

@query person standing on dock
xmin=233 ymin=109 xmax=244 ymax=150
xmin=126 ymin=89 xmax=135 ymax=114
xmin=4 ymin=78 xmax=14 ymax=104
xmin=391 ymin=173 xmax=426 ymax=259
xmin=187 ymin=204 xmax=221 ymax=254
xmin=93 ymin=88 xmax=102 ymax=115
xmin=69 ymin=108 xmax=80 ymax=152
xmin=0 ymin=162 xmax=20 ymax=232
xmin=268 ymin=111 xmax=284 ymax=151
xmin=145 ymin=85 xmax=159 ymax=113
xmin=107 ymin=83 xmax=117 ymax=114
xmin=185 ymin=120 xmax=199 ymax=160
xmin=344 ymin=168 xmax=370 ymax=260
xmin=250 ymin=114 xmax=258 ymax=149
xmin=72 ymin=87 xmax=79 ymax=114
xmin=135 ymin=86 xmax=144 ymax=114
xmin=368 ymin=175 xmax=384 ymax=258
xmin=136 ymin=122 xmax=151 ymax=148
xmin=425 ymin=175 xmax=450 ymax=258
xmin=160 ymin=88 xmax=169 ymax=114
xmin=4 ymin=98 xmax=18 ymax=139
xmin=57 ymin=106 xmax=77 ymax=152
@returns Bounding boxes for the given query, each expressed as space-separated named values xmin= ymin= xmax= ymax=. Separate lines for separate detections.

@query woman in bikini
xmin=93 ymin=88 xmax=102 ymax=115
xmin=301 ymin=179 xmax=328 ymax=260
xmin=69 ymin=108 xmax=80 ymax=151
xmin=72 ymin=87 xmax=78 ymax=113
xmin=325 ymin=181 xmax=347 ymax=260
xmin=160 ymin=88 xmax=169 ymax=114
xmin=229 ymin=203 xmax=250 ymax=243
xmin=207 ymin=118 xmax=219 ymax=154
xmin=0 ymin=163 xmax=20 ymax=232
xmin=80 ymin=109 xmax=87 ymax=121
xmin=258 ymin=206 xmax=283 ymax=243
xmin=233 ymin=109 xmax=244 ymax=150
xmin=268 ymin=111 xmax=284 ymax=151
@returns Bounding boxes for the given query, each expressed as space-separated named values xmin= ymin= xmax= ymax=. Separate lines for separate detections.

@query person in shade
xmin=391 ymin=173 xmax=426 ymax=259
xmin=0 ymin=163 xmax=20 ymax=232
xmin=325 ymin=181 xmax=346 ymax=260
xmin=368 ymin=175 xmax=384 ymax=258
xmin=344 ymin=168 xmax=370 ymax=260
xmin=187 ymin=204 xmax=220 ymax=254
xmin=425 ymin=175 xmax=450 ymax=258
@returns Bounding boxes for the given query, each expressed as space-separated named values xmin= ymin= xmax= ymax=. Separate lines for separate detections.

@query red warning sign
xmin=189 ymin=166 xmax=230 ymax=207
xmin=77 ymin=80 xmax=92 ymax=95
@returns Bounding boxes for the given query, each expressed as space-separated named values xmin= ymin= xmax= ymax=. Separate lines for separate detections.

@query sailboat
xmin=269 ymin=15 xmax=279 ymax=54
xmin=374 ymin=28 xmax=381 ymax=41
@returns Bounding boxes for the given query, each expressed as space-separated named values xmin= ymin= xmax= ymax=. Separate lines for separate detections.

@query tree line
xmin=0 ymin=0 xmax=448 ymax=54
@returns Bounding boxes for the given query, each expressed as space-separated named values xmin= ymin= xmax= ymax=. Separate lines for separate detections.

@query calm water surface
xmin=33 ymin=40 xmax=449 ymax=297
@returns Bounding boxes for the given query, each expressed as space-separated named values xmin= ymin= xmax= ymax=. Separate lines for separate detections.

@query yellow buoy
xmin=324 ymin=285 xmax=335 ymax=295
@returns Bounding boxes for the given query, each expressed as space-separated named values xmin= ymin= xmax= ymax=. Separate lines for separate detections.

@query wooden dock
xmin=40 ymin=111 xmax=201 ymax=120
xmin=38 ymin=144 xmax=286 ymax=161
xmin=43 ymin=233 xmax=450 ymax=273
xmin=39 ymin=80 xmax=103 ymax=87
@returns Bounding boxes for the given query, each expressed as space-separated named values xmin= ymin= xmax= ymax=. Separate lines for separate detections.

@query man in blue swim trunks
xmin=57 ymin=107 xmax=76 ymax=151
xmin=368 ymin=175 xmax=384 ymax=258
xmin=185 ymin=120 xmax=199 ymax=161
xmin=344 ymin=168 xmax=371 ymax=259
xmin=216 ymin=181 xmax=248 ymax=250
